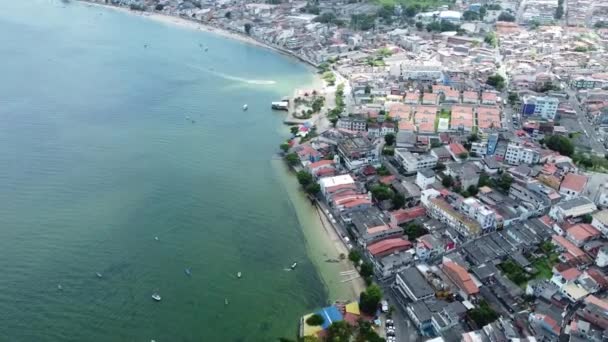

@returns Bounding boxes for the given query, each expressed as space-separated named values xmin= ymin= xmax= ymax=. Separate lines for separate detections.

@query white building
xmin=319 ymin=174 xmax=355 ymax=197
xmin=416 ymin=169 xmax=436 ymax=189
xmin=504 ymin=141 xmax=540 ymax=165
xmin=470 ymin=141 xmax=488 ymax=156
xmin=394 ymin=149 xmax=438 ymax=174
xmin=596 ymin=246 xmax=608 ymax=267
xmin=336 ymin=117 xmax=366 ymax=132
xmin=460 ymin=197 xmax=497 ymax=230
xmin=592 ymin=210 xmax=608 ymax=237
xmin=393 ymin=61 xmax=444 ymax=82
xmin=594 ymin=183 xmax=608 ymax=208
xmin=549 ymin=197 xmax=597 ymax=222
xmin=522 ymin=95 xmax=559 ymax=121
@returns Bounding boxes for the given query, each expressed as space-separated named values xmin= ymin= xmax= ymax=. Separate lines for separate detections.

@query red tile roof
xmin=567 ymin=224 xmax=600 ymax=242
xmin=585 ymin=295 xmax=608 ymax=311
xmin=448 ymin=143 xmax=467 ymax=156
xmin=560 ymin=173 xmax=588 ymax=193
xmin=309 ymin=160 xmax=334 ymax=169
xmin=552 ymin=235 xmax=586 ymax=258
xmin=367 ymin=237 xmax=412 ymax=257
xmin=481 ymin=92 xmax=498 ymax=102
xmin=379 ymin=175 xmax=397 ymax=185
xmin=442 ymin=260 xmax=479 ymax=295
xmin=390 ymin=206 xmax=427 ymax=225
xmin=560 ymin=267 xmax=582 ymax=281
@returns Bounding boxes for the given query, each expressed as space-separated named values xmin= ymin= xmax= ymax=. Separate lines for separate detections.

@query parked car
xmin=381 ymin=300 xmax=389 ymax=313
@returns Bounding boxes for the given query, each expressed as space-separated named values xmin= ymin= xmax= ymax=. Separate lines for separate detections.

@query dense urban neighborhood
xmin=90 ymin=0 xmax=608 ymax=341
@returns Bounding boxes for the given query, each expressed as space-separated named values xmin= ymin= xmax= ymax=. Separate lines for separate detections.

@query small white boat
xmin=224 ymin=298 xmax=229 ymax=305
xmin=96 ymin=272 xmax=103 ymax=278
xmin=290 ymin=262 xmax=298 ymax=270
xmin=152 ymin=293 xmax=162 ymax=302
xmin=242 ymin=104 xmax=248 ymax=111
xmin=237 ymin=272 xmax=242 ymax=278
xmin=57 ymin=284 xmax=63 ymax=291
xmin=154 ymin=236 xmax=159 ymax=241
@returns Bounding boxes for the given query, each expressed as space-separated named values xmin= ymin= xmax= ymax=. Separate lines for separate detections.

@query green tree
xmin=370 ymin=184 xmax=393 ymax=201
xmin=305 ymin=183 xmax=321 ymax=195
xmin=360 ymin=262 xmax=374 ymax=278
xmin=484 ymin=32 xmax=498 ymax=47
xmin=435 ymin=162 xmax=446 ymax=171
xmin=462 ymin=10 xmax=479 ymax=21
xmin=497 ymin=12 xmax=516 ymax=22
xmin=359 ymin=284 xmax=382 ymax=315
xmin=486 ymin=74 xmax=505 ymax=91
xmin=467 ymin=185 xmax=479 ymax=196
xmin=402 ymin=222 xmax=428 ymax=239
xmin=280 ymin=143 xmax=290 ymax=152
xmin=384 ymin=133 xmax=395 ymax=146
xmin=348 ymin=250 xmax=361 ymax=264
xmin=350 ymin=14 xmax=376 ymax=31
xmin=354 ymin=319 xmax=384 ymax=341
xmin=545 ymin=135 xmax=574 ymax=156
xmin=442 ymin=175 xmax=454 ymax=187
xmin=327 ymin=321 xmax=353 ymax=342
xmin=392 ymin=193 xmax=406 ymax=209
xmin=497 ymin=173 xmax=513 ymax=191
xmin=479 ymin=6 xmax=487 ymax=18
xmin=508 ymin=92 xmax=518 ymax=104
xmin=459 ymin=152 xmax=469 ymax=159
xmin=244 ymin=23 xmax=252 ymax=35
xmin=415 ymin=21 xmax=424 ymax=30
xmin=155 ymin=4 xmax=164 ymax=10
xmin=555 ymin=5 xmax=564 ymax=19
xmin=468 ymin=300 xmax=499 ymax=327
xmin=285 ymin=153 xmax=299 ymax=166
xmin=582 ymin=214 xmax=593 ymax=224
xmin=404 ymin=4 xmax=421 ymax=17
xmin=297 ymin=171 xmax=313 ymax=186
xmin=306 ymin=313 xmax=325 ymax=326
xmin=376 ymin=166 xmax=391 ymax=176
xmin=224 ymin=11 xmax=231 ymax=19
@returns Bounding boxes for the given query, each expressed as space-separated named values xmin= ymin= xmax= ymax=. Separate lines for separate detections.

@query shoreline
xmin=273 ymin=160 xmax=365 ymax=302
xmin=77 ymin=1 xmax=319 ymax=69
xmin=79 ymin=0 xmax=358 ymax=301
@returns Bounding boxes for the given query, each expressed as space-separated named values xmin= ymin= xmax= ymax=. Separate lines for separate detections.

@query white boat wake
xmin=187 ymin=64 xmax=276 ymax=85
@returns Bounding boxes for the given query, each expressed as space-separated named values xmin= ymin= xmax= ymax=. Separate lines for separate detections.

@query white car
xmin=381 ymin=300 xmax=389 ymax=313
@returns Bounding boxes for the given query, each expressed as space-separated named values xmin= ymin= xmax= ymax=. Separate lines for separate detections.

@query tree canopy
xmin=326 ymin=321 xmax=353 ymax=342
xmin=468 ymin=300 xmax=499 ymax=327
xmin=359 ymin=284 xmax=382 ymax=315
xmin=486 ymin=74 xmax=505 ymax=90
xmin=285 ymin=153 xmax=299 ymax=166
xmin=306 ymin=313 xmax=325 ymax=326
xmin=384 ymin=133 xmax=395 ymax=146
xmin=497 ymin=12 xmax=515 ymax=22
xmin=545 ymin=135 xmax=574 ymax=156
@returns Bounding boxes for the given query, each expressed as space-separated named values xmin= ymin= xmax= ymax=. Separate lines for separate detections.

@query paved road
xmin=382 ymin=282 xmax=421 ymax=342
xmin=565 ymin=89 xmax=606 ymax=155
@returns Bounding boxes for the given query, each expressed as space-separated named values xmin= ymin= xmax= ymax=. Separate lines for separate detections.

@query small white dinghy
xmin=152 ymin=293 xmax=162 ymax=302
xmin=237 ymin=272 xmax=242 ymax=279
xmin=242 ymin=104 xmax=248 ymax=111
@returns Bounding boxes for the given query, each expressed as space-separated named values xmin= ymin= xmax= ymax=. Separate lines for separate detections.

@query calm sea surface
xmin=0 ymin=1 xmax=327 ymax=341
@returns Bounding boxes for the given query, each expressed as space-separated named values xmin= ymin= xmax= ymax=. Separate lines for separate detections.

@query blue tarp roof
xmin=317 ymin=305 xmax=343 ymax=329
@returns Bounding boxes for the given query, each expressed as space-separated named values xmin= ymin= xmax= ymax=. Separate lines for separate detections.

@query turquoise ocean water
xmin=0 ymin=1 xmax=326 ymax=341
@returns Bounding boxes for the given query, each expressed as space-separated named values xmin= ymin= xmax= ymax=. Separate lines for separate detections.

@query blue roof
xmin=317 ymin=305 xmax=343 ymax=329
